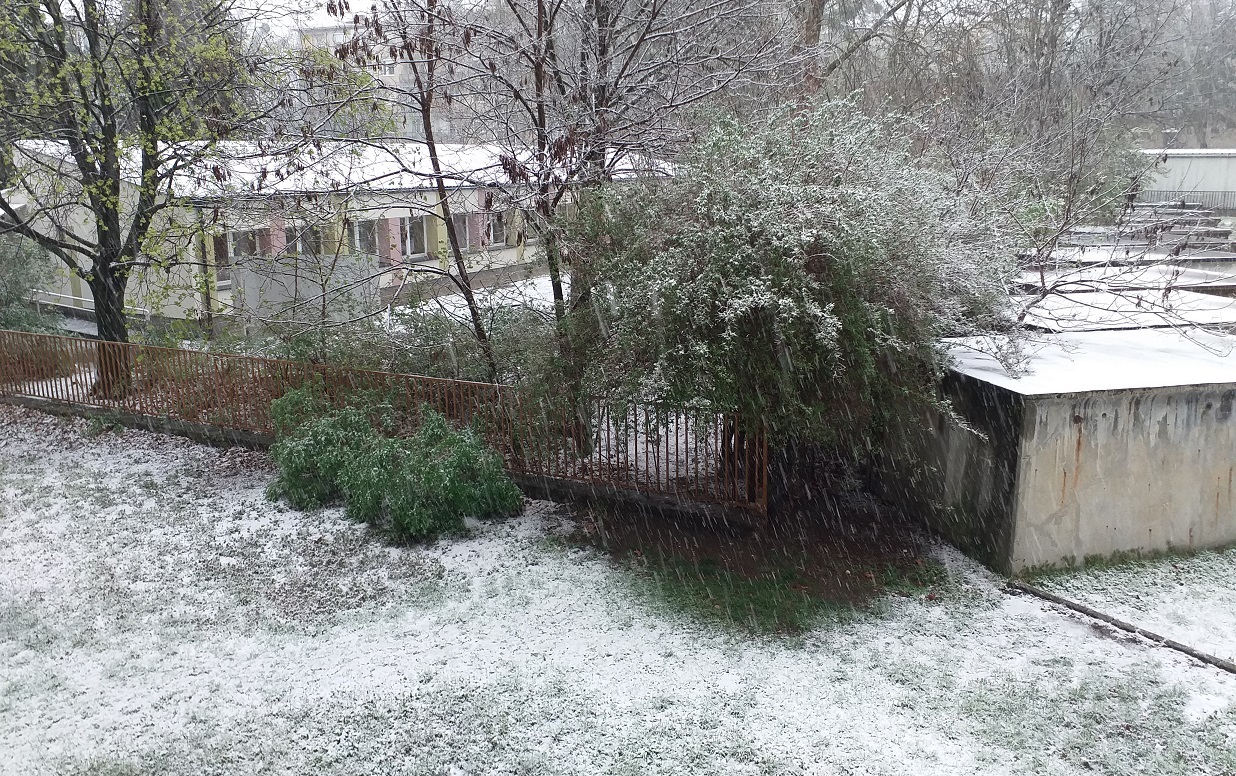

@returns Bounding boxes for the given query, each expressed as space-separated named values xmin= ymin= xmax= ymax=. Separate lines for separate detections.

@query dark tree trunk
xmin=88 ymin=266 xmax=132 ymax=399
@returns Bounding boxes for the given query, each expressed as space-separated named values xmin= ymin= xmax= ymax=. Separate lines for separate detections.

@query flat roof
xmin=948 ymin=328 xmax=1236 ymax=395
xmin=1015 ymin=264 xmax=1236 ymax=292
xmin=1013 ymin=289 xmax=1236 ymax=332
xmin=1034 ymin=245 xmax=1236 ymax=266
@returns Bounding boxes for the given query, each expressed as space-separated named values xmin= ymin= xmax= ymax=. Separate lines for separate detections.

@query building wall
xmin=30 ymin=208 xmax=209 ymax=326
xmin=26 ymin=181 xmax=543 ymax=328
xmin=888 ymin=375 xmax=1236 ymax=574
xmin=877 ymin=373 xmax=1026 ymax=573
xmin=1142 ymin=152 xmax=1236 ymax=209
xmin=1146 ymin=153 xmax=1236 ymax=192
xmin=1010 ymin=386 xmax=1236 ymax=571
xmin=219 ymin=191 xmax=540 ymax=323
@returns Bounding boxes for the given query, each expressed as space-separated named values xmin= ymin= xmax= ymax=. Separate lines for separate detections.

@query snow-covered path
xmin=2 ymin=406 xmax=1234 ymax=775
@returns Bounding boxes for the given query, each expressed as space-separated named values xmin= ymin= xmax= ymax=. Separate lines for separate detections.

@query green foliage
xmin=83 ymin=414 xmax=125 ymax=438
xmin=621 ymin=549 xmax=951 ymax=634
xmin=269 ymin=383 xmax=524 ymax=540
xmin=631 ymin=553 xmax=859 ymax=633
xmin=270 ymin=376 xmax=334 ymax=439
xmin=559 ymin=101 xmax=1022 ymax=452
xmin=269 ymin=405 xmax=376 ymax=510
xmin=0 ymin=236 xmax=58 ymax=332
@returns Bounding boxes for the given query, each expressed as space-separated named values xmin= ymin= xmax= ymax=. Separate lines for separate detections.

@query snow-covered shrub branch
xmin=563 ymin=100 xmax=1023 ymax=448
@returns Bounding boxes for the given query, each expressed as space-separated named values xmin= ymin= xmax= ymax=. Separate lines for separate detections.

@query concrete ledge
xmin=509 ymin=473 xmax=765 ymax=531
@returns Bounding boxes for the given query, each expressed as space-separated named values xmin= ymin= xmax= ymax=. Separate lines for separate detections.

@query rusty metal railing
xmin=0 ymin=329 xmax=768 ymax=514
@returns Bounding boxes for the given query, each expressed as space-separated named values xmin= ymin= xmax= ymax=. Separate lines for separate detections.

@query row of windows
xmin=328 ymin=33 xmax=397 ymax=74
xmin=215 ymin=213 xmax=513 ymax=289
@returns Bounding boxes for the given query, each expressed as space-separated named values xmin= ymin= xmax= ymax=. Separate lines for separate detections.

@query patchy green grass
xmin=82 ymin=413 xmax=125 ymax=438
xmin=1018 ymin=542 xmax=1236 ymax=582
xmin=613 ymin=547 xmax=951 ymax=634
xmin=625 ymin=552 xmax=857 ymax=632
xmin=557 ymin=499 xmax=952 ymax=634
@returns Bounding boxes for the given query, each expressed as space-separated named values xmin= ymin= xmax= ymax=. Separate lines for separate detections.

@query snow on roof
xmin=14 ymin=139 xmax=672 ymax=201
xmin=1014 ymin=289 xmax=1236 ymax=332
xmin=180 ymin=141 xmax=510 ymax=198
xmin=949 ymin=328 xmax=1236 ymax=395
xmin=1015 ymin=264 xmax=1236 ymax=293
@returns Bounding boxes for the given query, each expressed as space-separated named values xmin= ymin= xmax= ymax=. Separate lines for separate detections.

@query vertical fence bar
xmin=761 ymin=426 xmax=769 ymax=515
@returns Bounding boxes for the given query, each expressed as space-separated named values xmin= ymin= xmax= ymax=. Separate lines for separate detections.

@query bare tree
xmin=0 ymin=0 xmax=384 ymax=394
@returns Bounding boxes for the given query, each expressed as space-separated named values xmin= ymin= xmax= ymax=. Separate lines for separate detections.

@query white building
xmin=20 ymin=140 xmax=548 ymax=331
xmin=1140 ymin=149 xmax=1236 ymax=211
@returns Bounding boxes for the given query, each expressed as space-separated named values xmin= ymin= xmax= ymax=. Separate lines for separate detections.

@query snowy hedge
xmin=561 ymin=101 xmax=1021 ymax=449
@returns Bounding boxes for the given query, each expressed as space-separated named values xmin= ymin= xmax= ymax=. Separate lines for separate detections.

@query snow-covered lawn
xmin=1035 ymin=551 xmax=1236 ymax=666
xmin=2 ymin=405 xmax=1235 ymax=776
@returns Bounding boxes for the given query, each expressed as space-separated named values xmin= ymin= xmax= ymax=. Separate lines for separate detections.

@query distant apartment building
xmin=18 ymin=140 xmax=544 ymax=332
xmin=292 ymin=11 xmax=458 ymax=140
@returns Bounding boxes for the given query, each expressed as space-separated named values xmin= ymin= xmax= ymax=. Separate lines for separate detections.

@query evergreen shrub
xmin=269 ymin=382 xmax=523 ymax=540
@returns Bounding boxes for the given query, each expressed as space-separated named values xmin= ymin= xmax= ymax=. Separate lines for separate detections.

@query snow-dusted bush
xmin=563 ymin=101 xmax=1021 ymax=448
xmin=269 ymin=384 xmax=523 ymax=540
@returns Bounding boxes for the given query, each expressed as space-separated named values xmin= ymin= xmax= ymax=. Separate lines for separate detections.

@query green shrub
xmin=269 ymin=405 xmax=375 ymax=509
xmin=270 ymin=377 xmax=334 ymax=438
xmin=377 ymin=411 xmax=524 ymax=538
xmin=268 ymin=384 xmax=524 ymax=540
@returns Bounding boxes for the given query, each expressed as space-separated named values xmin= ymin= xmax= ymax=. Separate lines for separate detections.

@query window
xmin=520 ymin=210 xmax=541 ymax=244
xmin=349 ymin=219 xmax=380 ymax=257
xmin=366 ymin=58 xmax=396 ymax=75
xmin=285 ymin=226 xmax=324 ymax=258
xmin=401 ymin=215 xmax=428 ymax=259
xmin=487 ymin=212 xmax=506 ymax=247
xmin=219 ymin=229 xmax=262 ymax=290
xmin=331 ymin=32 xmax=346 ymax=46
xmin=450 ymin=213 xmax=471 ymax=253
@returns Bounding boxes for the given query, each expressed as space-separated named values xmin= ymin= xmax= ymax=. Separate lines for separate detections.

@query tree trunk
xmin=89 ymin=267 xmax=132 ymax=399
xmin=800 ymin=0 xmax=825 ymax=95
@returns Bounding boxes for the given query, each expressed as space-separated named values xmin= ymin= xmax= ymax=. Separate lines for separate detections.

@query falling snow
xmin=2 ymin=405 xmax=1235 ymax=775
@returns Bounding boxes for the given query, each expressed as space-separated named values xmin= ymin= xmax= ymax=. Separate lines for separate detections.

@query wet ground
xmin=3 ymin=404 xmax=1235 ymax=775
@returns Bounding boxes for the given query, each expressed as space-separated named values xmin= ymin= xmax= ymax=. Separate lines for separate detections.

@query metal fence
xmin=0 ymin=329 xmax=767 ymax=513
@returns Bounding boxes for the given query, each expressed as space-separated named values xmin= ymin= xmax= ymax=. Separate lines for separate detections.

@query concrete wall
xmin=1010 ymin=386 xmax=1236 ymax=571
xmin=887 ymin=371 xmax=1236 ymax=573
xmin=878 ymin=373 xmax=1026 ymax=573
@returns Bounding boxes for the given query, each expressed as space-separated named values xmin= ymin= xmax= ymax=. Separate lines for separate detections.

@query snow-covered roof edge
xmin=948 ymin=328 xmax=1236 ymax=397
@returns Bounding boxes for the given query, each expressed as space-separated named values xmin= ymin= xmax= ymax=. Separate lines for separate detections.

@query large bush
xmin=268 ymin=384 xmax=523 ymax=540
xmin=560 ymin=101 xmax=1023 ymax=451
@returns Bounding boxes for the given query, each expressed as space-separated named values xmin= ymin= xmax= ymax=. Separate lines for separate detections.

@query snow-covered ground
xmin=1035 ymin=551 xmax=1236 ymax=665
xmin=2 ymin=405 xmax=1235 ymax=775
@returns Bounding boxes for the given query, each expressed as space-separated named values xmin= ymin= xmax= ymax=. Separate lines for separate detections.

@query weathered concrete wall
xmin=1010 ymin=386 xmax=1236 ymax=571
xmin=878 ymin=373 xmax=1025 ymax=573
